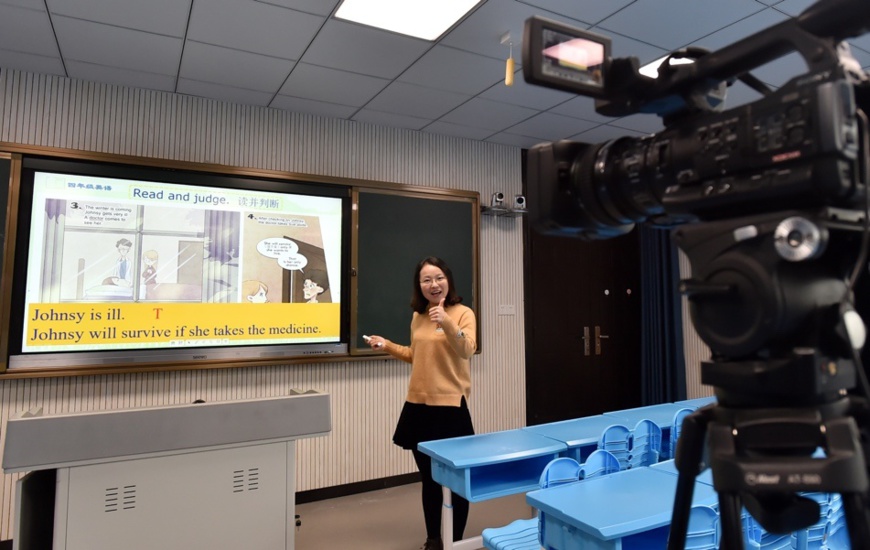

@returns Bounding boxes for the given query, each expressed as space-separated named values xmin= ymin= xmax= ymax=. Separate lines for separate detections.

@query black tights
xmin=412 ymin=449 xmax=469 ymax=542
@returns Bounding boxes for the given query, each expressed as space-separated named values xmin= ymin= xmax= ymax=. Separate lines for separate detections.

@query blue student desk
xmin=522 ymin=415 xmax=627 ymax=462
xmin=526 ymin=466 xmax=720 ymax=550
xmin=650 ymin=458 xmax=715 ymax=485
xmin=417 ymin=429 xmax=566 ymax=550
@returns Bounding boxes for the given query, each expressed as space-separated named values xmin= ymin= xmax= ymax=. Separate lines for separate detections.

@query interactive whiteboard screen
xmin=9 ymin=160 xmax=349 ymax=370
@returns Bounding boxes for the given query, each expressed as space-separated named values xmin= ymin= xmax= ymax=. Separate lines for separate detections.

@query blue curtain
xmin=638 ymin=225 xmax=687 ymax=404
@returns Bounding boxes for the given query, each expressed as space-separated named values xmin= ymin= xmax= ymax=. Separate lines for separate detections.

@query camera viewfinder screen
xmin=541 ymin=28 xmax=605 ymax=89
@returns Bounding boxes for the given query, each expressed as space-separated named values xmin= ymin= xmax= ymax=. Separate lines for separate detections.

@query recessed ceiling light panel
xmin=335 ymin=0 xmax=481 ymax=41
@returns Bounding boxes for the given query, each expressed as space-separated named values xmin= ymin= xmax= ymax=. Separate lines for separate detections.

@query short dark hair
xmin=116 ymin=238 xmax=133 ymax=248
xmin=410 ymin=256 xmax=462 ymax=313
xmin=305 ymin=269 xmax=329 ymax=291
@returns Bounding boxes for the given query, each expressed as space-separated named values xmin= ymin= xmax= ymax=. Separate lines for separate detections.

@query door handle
xmin=595 ymin=325 xmax=609 ymax=355
xmin=582 ymin=326 xmax=591 ymax=356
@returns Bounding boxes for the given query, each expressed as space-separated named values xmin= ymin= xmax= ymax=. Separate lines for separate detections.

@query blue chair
xmin=598 ymin=424 xmax=631 ymax=470
xmin=685 ymin=505 xmax=719 ymax=550
xmin=482 ymin=457 xmax=582 ymax=550
xmin=579 ymin=449 xmax=620 ymax=479
xmin=539 ymin=457 xmax=582 ymax=488
xmin=629 ymin=419 xmax=662 ymax=469
xmin=667 ymin=407 xmax=694 ymax=460
xmin=482 ymin=518 xmax=540 ymax=550
xmin=482 ymin=452 xmax=622 ymax=550
xmin=744 ymin=516 xmax=793 ymax=550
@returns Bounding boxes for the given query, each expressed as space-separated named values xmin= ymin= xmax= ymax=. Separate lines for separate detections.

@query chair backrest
xmin=538 ymin=457 xmax=582 ymax=489
xmin=685 ymin=505 xmax=719 ymax=550
xmin=598 ymin=423 xmax=631 ymax=469
xmin=579 ymin=449 xmax=620 ymax=480
xmin=671 ymin=408 xmax=694 ymax=459
xmin=629 ymin=419 xmax=661 ymax=468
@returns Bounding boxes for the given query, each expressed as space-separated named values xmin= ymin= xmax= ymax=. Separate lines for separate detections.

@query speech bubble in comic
xmin=256 ymin=237 xmax=299 ymax=259
xmin=278 ymin=253 xmax=308 ymax=271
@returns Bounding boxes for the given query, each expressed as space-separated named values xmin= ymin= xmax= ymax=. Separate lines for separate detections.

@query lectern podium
xmin=2 ymin=392 xmax=331 ymax=550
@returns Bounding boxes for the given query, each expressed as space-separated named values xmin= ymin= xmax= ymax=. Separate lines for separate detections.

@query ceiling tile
xmin=46 ymin=0 xmax=192 ymax=37
xmin=188 ymin=0 xmax=323 ymax=59
xmin=690 ymin=7 xmax=788 ymax=52
xmin=597 ymin=0 xmax=764 ymax=51
xmin=365 ymin=81 xmax=470 ymax=119
xmin=439 ymin=97 xmax=538 ymax=131
xmin=0 ymin=0 xmax=45 ymax=8
xmin=485 ymin=132 xmax=544 ymax=148
xmin=53 ymin=15 xmax=182 ymax=75
xmin=848 ymin=44 xmax=870 ymax=68
xmin=270 ymin=95 xmax=358 ymax=119
xmin=548 ymin=96 xmax=613 ymax=124
xmin=66 ymin=60 xmax=176 ymax=91
xmin=609 ymin=113 xmax=663 ymax=134
xmin=398 ymin=45 xmax=504 ymax=95
xmin=352 ymin=109 xmax=430 ymax=131
xmin=180 ymin=41 xmax=294 ymax=92
xmin=851 ymin=36 xmax=870 ymax=54
xmin=505 ymin=111 xmax=597 ymax=140
xmin=480 ymin=69 xmax=575 ymax=110
xmin=0 ymin=50 xmax=65 ymax=76
xmin=301 ymin=19 xmax=431 ymax=80
xmin=0 ymin=5 xmax=60 ymax=58
xmin=278 ymin=63 xmax=389 ymax=107
xmin=520 ymin=0 xmax=634 ymax=26
xmin=255 ymin=0 xmax=340 ymax=17
xmin=772 ymin=0 xmax=815 ymax=17
xmin=177 ymin=78 xmax=274 ymax=106
xmin=422 ymin=120 xmax=495 ymax=141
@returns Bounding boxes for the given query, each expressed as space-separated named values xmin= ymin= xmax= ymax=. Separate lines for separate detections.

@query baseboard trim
xmin=296 ymin=472 xmax=420 ymax=504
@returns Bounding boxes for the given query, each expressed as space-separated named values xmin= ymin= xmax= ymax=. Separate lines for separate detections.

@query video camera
xmin=522 ymin=0 xmax=870 ymax=547
xmin=523 ymin=0 xmax=869 ymax=241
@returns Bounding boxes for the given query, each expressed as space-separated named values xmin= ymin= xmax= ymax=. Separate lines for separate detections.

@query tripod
xmin=664 ymin=209 xmax=870 ymax=548
xmin=666 ymin=389 xmax=870 ymax=549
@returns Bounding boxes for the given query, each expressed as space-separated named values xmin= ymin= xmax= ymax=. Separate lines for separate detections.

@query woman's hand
xmin=366 ymin=335 xmax=387 ymax=350
xmin=429 ymin=298 xmax=446 ymax=324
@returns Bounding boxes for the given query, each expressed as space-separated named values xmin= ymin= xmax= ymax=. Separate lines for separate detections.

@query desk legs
xmin=441 ymin=486 xmax=483 ymax=550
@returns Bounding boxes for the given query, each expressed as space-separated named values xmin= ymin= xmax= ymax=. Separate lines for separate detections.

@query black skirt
xmin=392 ymin=397 xmax=475 ymax=450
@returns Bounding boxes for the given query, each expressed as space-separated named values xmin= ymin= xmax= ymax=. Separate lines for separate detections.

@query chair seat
xmin=482 ymin=518 xmax=540 ymax=550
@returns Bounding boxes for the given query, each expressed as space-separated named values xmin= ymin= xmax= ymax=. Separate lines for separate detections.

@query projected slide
xmin=22 ymin=171 xmax=344 ymax=353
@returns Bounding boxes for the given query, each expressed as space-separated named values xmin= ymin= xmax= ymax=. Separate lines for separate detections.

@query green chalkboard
xmin=353 ymin=189 xmax=478 ymax=354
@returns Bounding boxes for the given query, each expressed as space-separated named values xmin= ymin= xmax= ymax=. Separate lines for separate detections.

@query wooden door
xmin=525 ymin=229 xmax=643 ymax=425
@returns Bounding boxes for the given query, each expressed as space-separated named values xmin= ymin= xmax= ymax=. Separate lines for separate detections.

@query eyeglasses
xmin=420 ymin=275 xmax=446 ymax=286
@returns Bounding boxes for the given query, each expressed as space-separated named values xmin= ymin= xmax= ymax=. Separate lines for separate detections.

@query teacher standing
xmin=366 ymin=256 xmax=477 ymax=550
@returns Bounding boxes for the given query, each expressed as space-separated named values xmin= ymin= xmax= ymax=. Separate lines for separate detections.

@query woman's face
xmin=419 ymin=264 xmax=448 ymax=306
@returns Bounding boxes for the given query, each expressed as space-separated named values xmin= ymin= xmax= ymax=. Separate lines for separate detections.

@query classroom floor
xmin=294 ymin=482 xmax=533 ymax=550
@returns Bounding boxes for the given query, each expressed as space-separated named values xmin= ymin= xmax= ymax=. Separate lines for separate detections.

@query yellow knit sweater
xmin=383 ymin=303 xmax=477 ymax=407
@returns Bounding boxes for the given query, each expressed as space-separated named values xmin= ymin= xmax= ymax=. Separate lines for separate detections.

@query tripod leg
xmin=718 ymin=491 xmax=746 ymax=550
xmin=841 ymin=492 xmax=870 ymax=549
xmin=667 ymin=408 xmax=711 ymax=550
